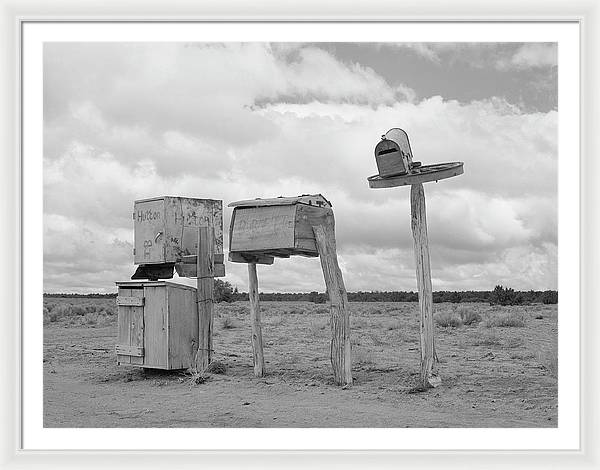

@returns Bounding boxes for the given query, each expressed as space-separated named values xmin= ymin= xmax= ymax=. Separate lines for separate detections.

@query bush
xmin=540 ymin=290 xmax=558 ymax=304
xmin=214 ymin=279 xmax=236 ymax=303
xmin=490 ymin=285 xmax=525 ymax=306
xmin=220 ymin=317 xmax=237 ymax=329
xmin=434 ymin=311 xmax=463 ymax=328
xmin=484 ymin=311 xmax=525 ymax=328
xmin=457 ymin=307 xmax=481 ymax=325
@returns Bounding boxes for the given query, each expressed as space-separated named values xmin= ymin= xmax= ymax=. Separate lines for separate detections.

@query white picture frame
xmin=2 ymin=0 xmax=599 ymax=468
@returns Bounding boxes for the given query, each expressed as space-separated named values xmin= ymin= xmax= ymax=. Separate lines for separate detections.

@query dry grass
xmin=457 ymin=307 xmax=482 ymax=325
xmin=484 ymin=310 xmax=525 ymax=328
xmin=434 ymin=311 xmax=463 ymax=328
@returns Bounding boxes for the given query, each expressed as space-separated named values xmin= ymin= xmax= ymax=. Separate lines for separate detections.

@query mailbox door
xmin=116 ymin=287 xmax=145 ymax=365
xmin=134 ymin=199 xmax=166 ymax=264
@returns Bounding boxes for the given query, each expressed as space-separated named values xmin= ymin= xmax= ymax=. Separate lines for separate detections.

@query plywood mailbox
xmin=132 ymin=196 xmax=225 ymax=279
xmin=115 ymin=280 xmax=198 ymax=370
xmin=228 ymin=194 xmax=332 ymax=263
xmin=228 ymin=194 xmax=352 ymax=386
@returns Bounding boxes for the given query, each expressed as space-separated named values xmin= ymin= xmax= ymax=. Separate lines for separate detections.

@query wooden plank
xmin=312 ymin=213 xmax=353 ymax=387
xmin=167 ymin=284 xmax=198 ymax=370
xmin=196 ymin=226 xmax=214 ymax=372
xmin=228 ymin=194 xmax=331 ymax=208
xmin=116 ymin=287 xmax=133 ymax=365
xmin=229 ymin=206 xmax=296 ymax=252
xmin=129 ymin=288 xmax=145 ymax=366
xmin=115 ymin=345 xmax=144 ymax=357
xmin=179 ymin=253 xmax=224 ymax=264
xmin=228 ymin=252 xmax=274 ymax=265
xmin=410 ymin=183 xmax=440 ymax=389
xmin=248 ymin=263 xmax=265 ymax=377
xmin=143 ymin=286 xmax=168 ymax=368
xmin=175 ymin=262 xmax=225 ymax=278
xmin=133 ymin=198 xmax=166 ymax=265
xmin=116 ymin=296 xmax=145 ymax=307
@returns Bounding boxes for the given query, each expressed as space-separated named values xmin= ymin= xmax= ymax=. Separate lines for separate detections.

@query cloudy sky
xmin=43 ymin=42 xmax=557 ymax=293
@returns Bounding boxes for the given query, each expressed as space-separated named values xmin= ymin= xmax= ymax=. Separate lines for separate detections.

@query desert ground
xmin=43 ymin=299 xmax=557 ymax=427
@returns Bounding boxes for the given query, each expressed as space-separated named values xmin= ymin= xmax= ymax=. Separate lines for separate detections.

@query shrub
xmin=490 ymin=285 xmax=525 ymax=306
xmin=434 ymin=311 xmax=463 ymax=328
xmin=457 ymin=307 xmax=481 ymax=325
xmin=484 ymin=311 xmax=525 ymax=328
xmin=220 ymin=317 xmax=237 ymax=329
xmin=472 ymin=331 xmax=501 ymax=346
xmin=540 ymin=290 xmax=558 ymax=305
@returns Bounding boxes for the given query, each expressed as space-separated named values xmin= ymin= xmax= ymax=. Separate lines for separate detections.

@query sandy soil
xmin=43 ymin=301 xmax=557 ymax=428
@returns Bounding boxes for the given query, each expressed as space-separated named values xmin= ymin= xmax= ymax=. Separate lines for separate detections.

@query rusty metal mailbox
xmin=374 ymin=128 xmax=415 ymax=177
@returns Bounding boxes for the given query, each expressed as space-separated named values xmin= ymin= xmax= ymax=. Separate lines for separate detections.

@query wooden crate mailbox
xmin=115 ymin=280 xmax=198 ymax=370
xmin=228 ymin=194 xmax=332 ymax=263
xmin=132 ymin=196 xmax=225 ymax=280
xmin=118 ymin=195 xmax=223 ymax=372
xmin=228 ymin=194 xmax=352 ymax=386
xmin=368 ymin=128 xmax=464 ymax=389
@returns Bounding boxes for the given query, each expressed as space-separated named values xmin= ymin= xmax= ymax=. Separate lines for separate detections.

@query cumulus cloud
xmin=43 ymin=42 xmax=558 ymax=293
xmin=496 ymin=43 xmax=557 ymax=70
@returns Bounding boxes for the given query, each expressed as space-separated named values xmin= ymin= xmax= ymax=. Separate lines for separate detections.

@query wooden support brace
xmin=195 ymin=226 xmax=214 ymax=372
xmin=312 ymin=211 xmax=353 ymax=386
xmin=248 ymin=262 xmax=265 ymax=377
xmin=410 ymin=183 xmax=441 ymax=389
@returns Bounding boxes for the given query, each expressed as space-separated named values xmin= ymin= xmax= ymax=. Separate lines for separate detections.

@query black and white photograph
xmin=40 ymin=38 xmax=563 ymax=430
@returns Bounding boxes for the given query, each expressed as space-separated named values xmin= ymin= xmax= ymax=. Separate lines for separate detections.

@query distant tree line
xmin=44 ymin=281 xmax=558 ymax=305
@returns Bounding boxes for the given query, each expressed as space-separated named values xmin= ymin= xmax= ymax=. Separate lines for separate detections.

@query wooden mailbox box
xmin=228 ymin=194 xmax=332 ymax=262
xmin=115 ymin=280 xmax=198 ymax=370
xmin=133 ymin=196 xmax=224 ymax=278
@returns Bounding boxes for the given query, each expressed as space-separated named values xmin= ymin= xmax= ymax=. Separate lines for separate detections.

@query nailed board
xmin=133 ymin=196 xmax=223 ymax=265
xmin=115 ymin=345 xmax=144 ymax=357
xmin=116 ymin=296 xmax=145 ymax=307
xmin=368 ymin=162 xmax=464 ymax=188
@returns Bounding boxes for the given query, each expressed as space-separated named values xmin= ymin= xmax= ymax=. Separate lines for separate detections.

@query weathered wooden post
xmin=247 ymin=262 xmax=265 ymax=377
xmin=367 ymin=128 xmax=464 ymax=389
xmin=313 ymin=212 xmax=352 ymax=386
xmin=195 ymin=226 xmax=214 ymax=372
xmin=228 ymin=194 xmax=352 ymax=386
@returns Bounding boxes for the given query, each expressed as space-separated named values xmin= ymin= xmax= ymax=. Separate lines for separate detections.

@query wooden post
xmin=410 ymin=183 xmax=440 ymax=388
xmin=248 ymin=263 xmax=265 ymax=377
xmin=313 ymin=211 xmax=352 ymax=386
xmin=195 ymin=226 xmax=214 ymax=372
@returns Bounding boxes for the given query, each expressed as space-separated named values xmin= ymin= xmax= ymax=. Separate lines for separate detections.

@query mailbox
xmin=228 ymin=194 xmax=332 ymax=263
xmin=132 ymin=196 xmax=225 ymax=279
xmin=374 ymin=128 xmax=416 ymax=177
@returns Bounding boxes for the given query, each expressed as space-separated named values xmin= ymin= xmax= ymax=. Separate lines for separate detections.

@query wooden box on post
xmin=228 ymin=194 xmax=332 ymax=263
xmin=115 ymin=280 xmax=198 ymax=370
xmin=133 ymin=196 xmax=225 ymax=278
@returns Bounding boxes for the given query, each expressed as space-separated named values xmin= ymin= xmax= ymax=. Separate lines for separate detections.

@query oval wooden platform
xmin=367 ymin=162 xmax=464 ymax=188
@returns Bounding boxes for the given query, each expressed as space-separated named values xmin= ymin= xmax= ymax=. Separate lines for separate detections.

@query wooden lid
xmin=228 ymin=194 xmax=332 ymax=208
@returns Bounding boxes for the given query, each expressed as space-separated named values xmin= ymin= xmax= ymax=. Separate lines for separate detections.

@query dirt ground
xmin=43 ymin=301 xmax=557 ymax=428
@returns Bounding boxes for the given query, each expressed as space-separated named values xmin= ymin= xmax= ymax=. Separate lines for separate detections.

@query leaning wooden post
xmin=410 ymin=183 xmax=439 ymax=388
xmin=195 ymin=226 xmax=214 ymax=372
xmin=248 ymin=262 xmax=265 ymax=377
xmin=313 ymin=211 xmax=352 ymax=386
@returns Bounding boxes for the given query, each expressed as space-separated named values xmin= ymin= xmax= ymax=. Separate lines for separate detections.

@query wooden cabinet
xmin=115 ymin=280 xmax=197 ymax=370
